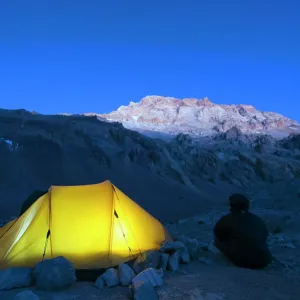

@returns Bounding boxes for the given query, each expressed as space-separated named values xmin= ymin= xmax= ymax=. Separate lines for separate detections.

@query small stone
xmin=33 ymin=256 xmax=76 ymax=291
xmin=131 ymin=281 xmax=159 ymax=300
xmin=179 ymin=247 xmax=190 ymax=264
xmin=132 ymin=268 xmax=163 ymax=287
xmin=119 ymin=263 xmax=135 ymax=286
xmin=160 ymin=253 xmax=169 ymax=271
xmin=0 ymin=267 xmax=33 ymax=291
xmin=208 ymin=243 xmax=220 ymax=255
xmin=186 ymin=240 xmax=200 ymax=260
xmin=101 ymin=268 xmax=119 ymax=287
xmin=283 ymin=243 xmax=296 ymax=249
xmin=94 ymin=276 xmax=105 ymax=290
xmin=133 ymin=250 xmax=161 ymax=274
xmin=167 ymin=251 xmax=179 ymax=271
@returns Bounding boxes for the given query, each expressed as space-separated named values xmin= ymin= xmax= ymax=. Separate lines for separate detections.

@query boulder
xmin=133 ymin=250 xmax=161 ymax=274
xmin=101 ymin=268 xmax=119 ymax=287
xmin=160 ymin=241 xmax=185 ymax=253
xmin=33 ymin=256 xmax=76 ymax=291
xmin=14 ymin=290 xmax=40 ymax=300
xmin=131 ymin=280 xmax=159 ymax=300
xmin=0 ymin=267 xmax=32 ymax=291
xmin=94 ymin=276 xmax=105 ymax=290
xmin=167 ymin=252 xmax=179 ymax=271
xmin=132 ymin=268 xmax=163 ymax=287
xmin=119 ymin=263 xmax=135 ymax=286
xmin=160 ymin=253 xmax=169 ymax=271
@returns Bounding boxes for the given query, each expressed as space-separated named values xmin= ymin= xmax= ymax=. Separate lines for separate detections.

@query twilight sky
xmin=0 ymin=0 xmax=299 ymax=120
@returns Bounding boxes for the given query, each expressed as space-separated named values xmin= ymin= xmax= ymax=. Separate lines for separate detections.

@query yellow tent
xmin=0 ymin=180 xmax=171 ymax=270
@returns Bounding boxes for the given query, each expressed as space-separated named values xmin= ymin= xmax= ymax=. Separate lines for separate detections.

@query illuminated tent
xmin=0 ymin=180 xmax=171 ymax=270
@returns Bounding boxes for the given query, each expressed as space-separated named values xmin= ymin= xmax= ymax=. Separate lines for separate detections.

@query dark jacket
xmin=214 ymin=211 xmax=272 ymax=269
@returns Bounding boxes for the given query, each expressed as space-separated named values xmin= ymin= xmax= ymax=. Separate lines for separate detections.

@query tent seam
xmin=49 ymin=187 xmax=53 ymax=258
xmin=108 ymin=183 xmax=115 ymax=265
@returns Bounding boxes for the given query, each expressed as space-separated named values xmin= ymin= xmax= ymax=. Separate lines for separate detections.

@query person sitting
xmin=213 ymin=193 xmax=272 ymax=269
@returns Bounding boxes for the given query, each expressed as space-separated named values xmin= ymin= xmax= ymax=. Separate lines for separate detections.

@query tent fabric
xmin=19 ymin=190 xmax=48 ymax=216
xmin=0 ymin=180 xmax=171 ymax=270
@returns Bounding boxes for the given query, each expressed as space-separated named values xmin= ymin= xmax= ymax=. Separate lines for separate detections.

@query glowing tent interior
xmin=0 ymin=180 xmax=172 ymax=270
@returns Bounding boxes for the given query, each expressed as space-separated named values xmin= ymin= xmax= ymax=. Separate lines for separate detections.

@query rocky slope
xmin=1 ymin=107 xmax=300 ymax=221
xmin=98 ymin=96 xmax=300 ymax=138
xmin=0 ymin=108 xmax=235 ymax=220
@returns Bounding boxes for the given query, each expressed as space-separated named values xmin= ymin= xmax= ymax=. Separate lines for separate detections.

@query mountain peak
xmin=138 ymin=95 xmax=214 ymax=107
xmin=98 ymin=95 xmax=300 ymax=138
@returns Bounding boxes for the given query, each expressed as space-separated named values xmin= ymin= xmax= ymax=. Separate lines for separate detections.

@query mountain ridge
xmin=76 ymin=96 xmax=300 ymax=139
xmin=0 ymin=103 xmax=300 ymax=221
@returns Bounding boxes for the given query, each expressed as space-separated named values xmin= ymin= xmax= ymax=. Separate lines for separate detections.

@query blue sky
xmin=0 ymin=0 xmax=299 ymax=120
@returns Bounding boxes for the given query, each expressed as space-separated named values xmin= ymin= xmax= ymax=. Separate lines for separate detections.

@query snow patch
xmin=0 ymin=138 xmax=19 ymax=151
xmin=131 ymin=115 xmax=139 ymax=121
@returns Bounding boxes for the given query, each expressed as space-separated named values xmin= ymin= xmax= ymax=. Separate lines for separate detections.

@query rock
xmin=167 ymin=251 xmax=179 ymax=271
xmin=198 ymin=242 xmax=210 ymax=251
xmin=0 ymin=267 xmax=32 ymax=291
xmin=119 ymin=263 xmax=135 ymax=286
xmin=208 ymin=243 xmax=221 ymax=255
xmin=179 ymin=247 xmax=190 ymax=264
xmin=133 ymin=250 xmax=161 ymax=274
xmin=101 ymin=268 xmax=119 ymax=287
xmin=132 ymin=268 xmax=163 ymax=287
xmin=186 ymin=240 xmax=200 ymax=260
xmin=33 ymin=256 xmax=76 ymax=291
xmin=94 ymin=276 xmax=105 ymax=290
xmin=160 ymin=241 xmax=185 ymax=253
xmin=283 ymin=243 xmax=296 ymax=249
xmin=14 ymin=290 xmax=40 ymax=300
xmin=160 ymin=253 xmax=169 ymax=271
xmin=131 ymin=280 xmax=159 ymax=300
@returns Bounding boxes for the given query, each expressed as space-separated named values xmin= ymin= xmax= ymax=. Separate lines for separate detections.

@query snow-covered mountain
xmin=96 ymin=96 xmax=300 ymax=138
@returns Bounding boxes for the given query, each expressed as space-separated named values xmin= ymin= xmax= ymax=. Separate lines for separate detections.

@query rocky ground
xmin=1 ymin=264 xmax=300 ymax=300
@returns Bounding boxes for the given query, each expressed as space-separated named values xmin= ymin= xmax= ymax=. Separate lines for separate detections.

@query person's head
xmin=229 ymin=193 xmax=249 ymax=213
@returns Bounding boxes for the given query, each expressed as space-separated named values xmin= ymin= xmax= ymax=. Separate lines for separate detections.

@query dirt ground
xmin=0 ymin=260 xmax=299 ymax=300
